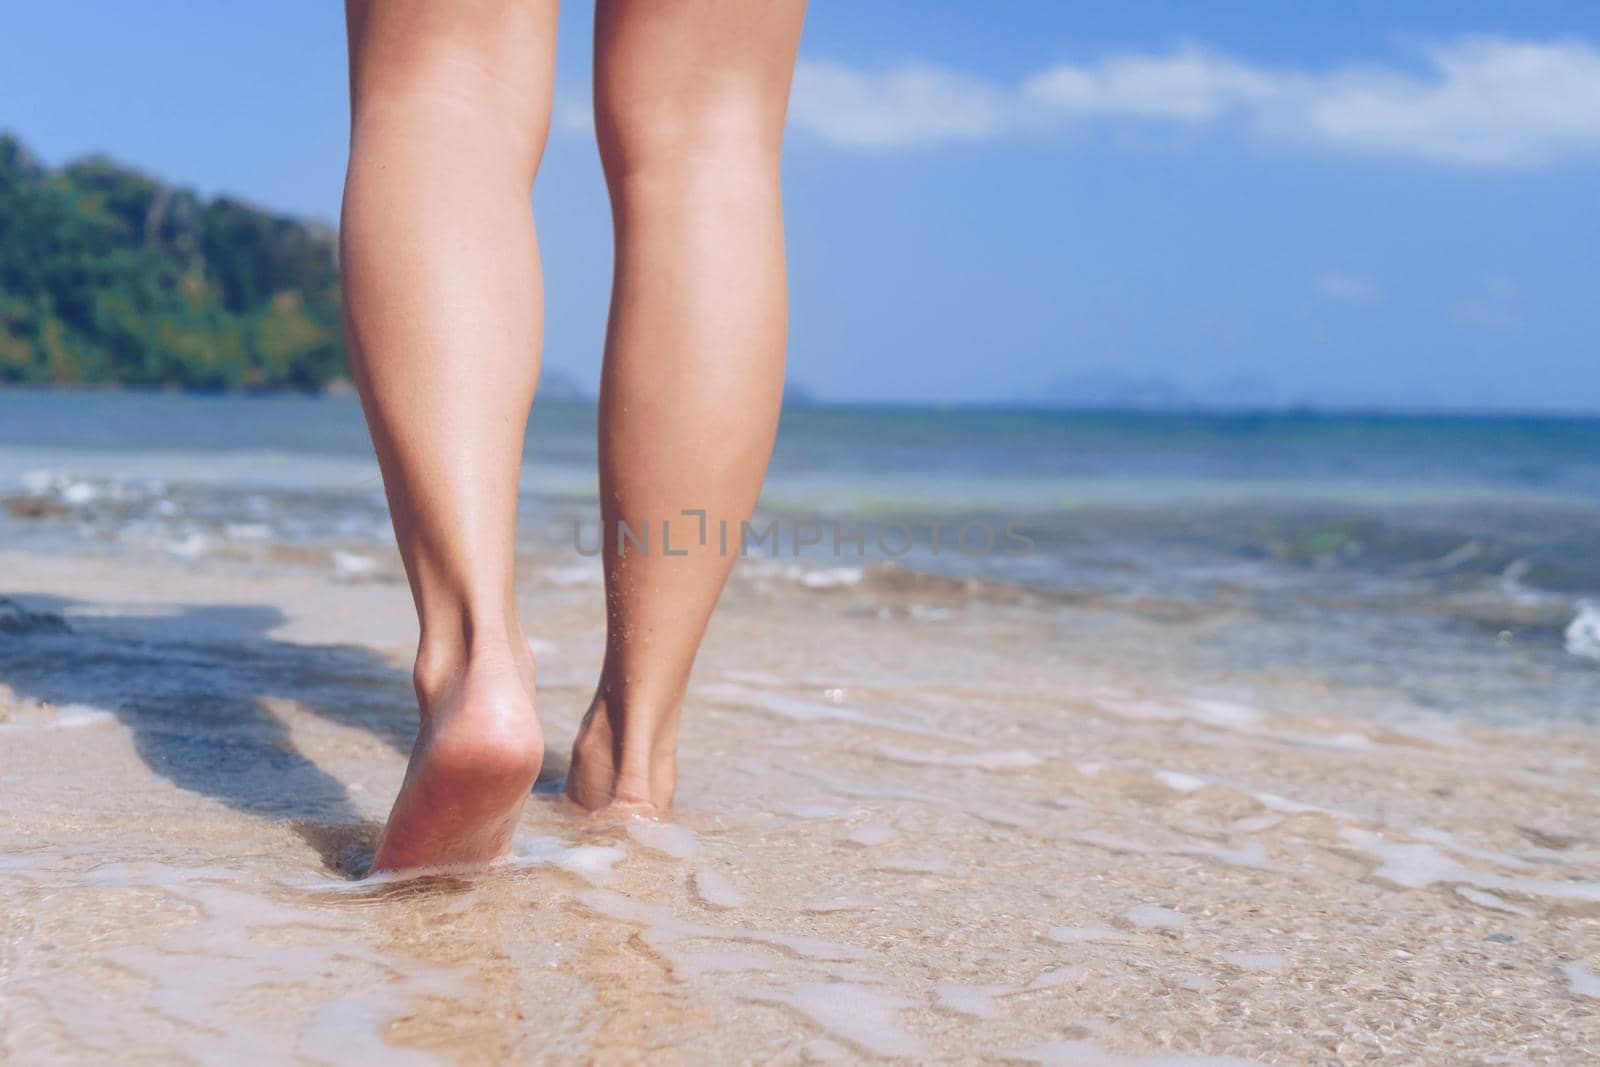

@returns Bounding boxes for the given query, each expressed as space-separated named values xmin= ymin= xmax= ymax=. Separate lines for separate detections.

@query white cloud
xmin=1021 ymin=47 xmax=1277 ymax=124
xmin=789 ymin=59 xmax=1011 ymax=150
xmin=788 ymin=37 xmax=1600 ymax=167
xmin=1315 ymin=273 xmax=1377 ymax=301
xmin=1286 ymin=39 xmax=1600 ymax=165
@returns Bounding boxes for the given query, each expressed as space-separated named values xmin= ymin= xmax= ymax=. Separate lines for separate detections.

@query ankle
xmin=412 ymin=605 xmax=534 ymax=712
xmin=586 ymin=681 xmax=681 ymax=757
xmin=569 ymin=686 xmax=682 ymax=809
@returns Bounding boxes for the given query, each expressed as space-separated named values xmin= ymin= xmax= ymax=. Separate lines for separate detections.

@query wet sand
xmin=2 ymin=542 xmax=1598 ymax=1064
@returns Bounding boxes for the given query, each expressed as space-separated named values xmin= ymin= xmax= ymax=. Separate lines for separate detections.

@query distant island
xmin=1 ymin=133 xmax=349 ymax=390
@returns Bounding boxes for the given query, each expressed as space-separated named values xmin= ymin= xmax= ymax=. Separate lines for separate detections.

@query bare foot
xmin=368 ymin=652 xmax=543 ymax=875
xmin=565 ymin=693 xmax=678 ymax=812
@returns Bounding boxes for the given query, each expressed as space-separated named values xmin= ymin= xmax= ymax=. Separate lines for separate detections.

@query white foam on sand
xmin=1071 ymin=830 xmax=1275 ymax=873
xmin=1341 ymin=829 xmax=1600 ymax=902
xmin=762 ymin=983 xmax=926 ymax=1059
xmin=1380 ymin=716 xmax=1472 ymax=750
xmin=699 ymin=682 xmax=880 ymax=725
xmin=1124 ymin=904 xmax=1189 ymax=929
xmin=847 ymin=824 xmax=897 ymax=846
xmin=579 ymin=889 xmax=870 ymax=962
xmin=803 ymin=897 xmax=874 ymax=914
xmin=1154 ymin=770 xmax=1208 ymax=792
xmin=1048 ymin=925 xmax=1127 ymax=944
xmin=1096 ymin=696 xmax=1264 ymax=732
xmin=298 ymin=993 xmax=442 ymax=1067
xmin=626 ymin=818 xmax=698 ymax=859
xmin=935 ymin=982 xmax=1012 ymax=1018
xmin=963 ymin=801 xmax=1040 ymax=830
xmin=802 ymin=1037 xmax=851 ymax=1062
xmin=697 ymin=682 xmax=961 ymax=742
xmin=1296 ymin=731 xmax=1374 ymax=751
xmin=660 ymin=946 xmax=778 ymax=979
xmin=1252 ymin=792 xmax=1334 ymax=815
xmin=693 ymin=867 xmax=747 ymax=909
xmin=802 ymin=770 xmax=946 ymax=806
xmin=1409 ymin=826 xmax=1533 ymax=870
xmin=1454 ymin=886 xmax=1533 ymax=916
xmin=1094 ymin=694 xmax=1381 ymax=753
xmin=1340 ymin=829 xmax=1487 ymax=889
xmin=1175 ymin=838 xmax=1274 ymax=871
xmin=877 ymin=744 xmax=1043 ymax=770
xmin=1014 ymin=1038 xmax=1263 ymax=1066
xmin=1026 ymin=965 xmax=1088 ymax=989
xmin=512 ymin=837 xmax=627 ymax=885
xmin=875 ymin=856 xmax=954 ymax=875
xmin=1071 ymin=831 xmax=1162 ymax=855
xmin=722 ymin=669 xmax=787 ymax=686
xmin=783 ymin=803 xmax=854 ymax=819
xmin=1223 ymin=952 xmax=1289 ymax=972
xmin=933 ymin=970 xmax=1090 ymax=1010
xmin=1562 ymin=962 xmax=1600 ymax=999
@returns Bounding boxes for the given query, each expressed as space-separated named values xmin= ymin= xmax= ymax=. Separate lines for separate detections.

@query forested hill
xmin=0 ymin=134 xmax=346 ymax=389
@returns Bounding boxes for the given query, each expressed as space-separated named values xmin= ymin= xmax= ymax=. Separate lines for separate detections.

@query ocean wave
xmin=1565 ymin=601 xmax=1600 ymax=663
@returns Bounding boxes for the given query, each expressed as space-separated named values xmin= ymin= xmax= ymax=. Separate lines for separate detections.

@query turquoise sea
xmin=2 ymin=388 xmax=1597 ymax=721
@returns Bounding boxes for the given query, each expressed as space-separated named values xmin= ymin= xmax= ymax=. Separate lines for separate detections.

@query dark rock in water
xmin=2 ymin=495 xmax=72 ymax=520
xmin=0 ymin=598 xmax=71 ymax=635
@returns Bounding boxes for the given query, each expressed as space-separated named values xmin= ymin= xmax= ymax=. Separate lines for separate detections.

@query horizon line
xmin=6 ymin=383 xmax=1599 ymax=423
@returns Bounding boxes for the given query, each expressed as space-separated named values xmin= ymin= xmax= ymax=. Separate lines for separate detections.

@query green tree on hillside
xmin=0 ymin=133 xmax=346 ymax=388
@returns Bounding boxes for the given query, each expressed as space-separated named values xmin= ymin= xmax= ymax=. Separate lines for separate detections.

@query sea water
xmin=3 ymin=389 xmax=1596 ymax=720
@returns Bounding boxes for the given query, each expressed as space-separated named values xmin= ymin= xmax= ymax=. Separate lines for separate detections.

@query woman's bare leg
xmin=341 ymin=0 xmax=557 ymax=873
xmin=566 ymin=0 xmax=807 ymax=811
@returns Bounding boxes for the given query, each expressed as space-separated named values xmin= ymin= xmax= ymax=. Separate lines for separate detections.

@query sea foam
xmin=1565 ymin=601 xmax=1600 ymax=662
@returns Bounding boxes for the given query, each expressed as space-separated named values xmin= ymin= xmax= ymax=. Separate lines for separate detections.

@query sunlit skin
xmin=341 ymin=0 xmax=806 ymax=874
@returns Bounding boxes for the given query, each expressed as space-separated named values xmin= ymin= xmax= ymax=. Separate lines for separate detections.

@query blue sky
xmin=3 ymin=1 xmax=1598 ymax=411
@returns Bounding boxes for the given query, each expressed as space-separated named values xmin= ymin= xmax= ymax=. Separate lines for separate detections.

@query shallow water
xmin=2 ymin=392 xmax=1599 ymax=1062
xmin=2 ymin=547 xmax=1597 ymax=1063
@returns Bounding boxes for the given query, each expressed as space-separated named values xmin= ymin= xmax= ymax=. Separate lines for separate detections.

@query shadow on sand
xmin=1 ymin=594 xmax=412 ymax=877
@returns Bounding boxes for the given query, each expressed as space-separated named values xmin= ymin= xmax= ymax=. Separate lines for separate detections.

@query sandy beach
xmin=6 ymin=1 xmax=1600 ymax=1057
xmin=3 ymin=521 xmax=1598 ymax=1063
